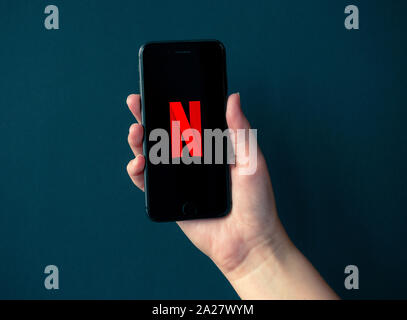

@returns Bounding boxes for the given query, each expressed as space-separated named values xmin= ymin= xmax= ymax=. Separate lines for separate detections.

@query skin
xmin=126 ymin=93 xmax=339 ymax=300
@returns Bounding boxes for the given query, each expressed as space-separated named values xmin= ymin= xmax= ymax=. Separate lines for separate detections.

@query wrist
xmin=217 ymin=220 xmax=293 ymax=284
xmin=215 ymin=220 xmax=339 ymax=300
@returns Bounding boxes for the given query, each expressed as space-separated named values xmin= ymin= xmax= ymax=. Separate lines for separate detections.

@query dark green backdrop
xmin=0 ymin=0 xmax=406 ymax=299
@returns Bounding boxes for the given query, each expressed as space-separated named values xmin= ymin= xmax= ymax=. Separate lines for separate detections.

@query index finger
xmin=126 ymin=94 xmax=142 ymax=123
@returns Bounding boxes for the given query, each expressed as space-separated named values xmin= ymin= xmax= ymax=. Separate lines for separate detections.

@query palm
xmin=177 ymin=156 xmax=278 ymax=271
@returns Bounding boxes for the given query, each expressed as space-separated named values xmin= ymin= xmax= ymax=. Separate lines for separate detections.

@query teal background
xmin=0 ymin=0 xmax=406 ymax=299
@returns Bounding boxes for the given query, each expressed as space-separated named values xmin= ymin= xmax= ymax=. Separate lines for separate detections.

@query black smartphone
xmin=139 ymin=40 xmax=231 ymax=222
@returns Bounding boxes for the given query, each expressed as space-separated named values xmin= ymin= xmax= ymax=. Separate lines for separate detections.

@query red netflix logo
xmin=170 ymin=101 xmax=202 ymax=158
xmin=147 ymin=100 xmax=257 ymax=174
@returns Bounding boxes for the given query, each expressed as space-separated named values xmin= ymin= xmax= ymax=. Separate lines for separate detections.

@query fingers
xmin=127 ymin=155 xmax=145 ymax=191
xmin=127 ymin=93 xmax=145 ymax=191
xmin=128 ymin=123 xmax=144 ymax=157
xmin=127 ymin=122 xmax=145 ymax=191
xmin=127 ymin=94 xmax=142 ymax=123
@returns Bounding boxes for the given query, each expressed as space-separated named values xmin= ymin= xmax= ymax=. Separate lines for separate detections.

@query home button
xmin=182 ymin=202 xmax=197 ymax=216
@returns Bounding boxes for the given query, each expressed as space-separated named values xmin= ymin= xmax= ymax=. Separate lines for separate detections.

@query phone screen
xmin=139 ymin=41 xmax=231 ymax=221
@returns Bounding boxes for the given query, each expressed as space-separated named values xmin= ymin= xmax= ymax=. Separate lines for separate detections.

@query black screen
xmin=140 ymin=41 xmax=230 ymax=221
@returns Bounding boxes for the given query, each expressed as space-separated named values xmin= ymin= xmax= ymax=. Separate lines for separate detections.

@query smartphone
xmin=139 ymin=40 xmax=231 ymax=222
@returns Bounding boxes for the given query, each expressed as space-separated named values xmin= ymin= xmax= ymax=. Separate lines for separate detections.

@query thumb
xmin=226 ymin=93 xmax=259 ymax=175
xmin=226 ymin=93 xmax=250 ymax=131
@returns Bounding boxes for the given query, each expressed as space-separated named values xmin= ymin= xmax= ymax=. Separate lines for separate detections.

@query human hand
xmin=126 ymin=93 xmax=338 ymax=299
xmin=126 ymin=92 xmax=286 ymax=272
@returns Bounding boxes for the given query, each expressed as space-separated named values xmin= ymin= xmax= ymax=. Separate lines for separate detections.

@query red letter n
xmin=170 ymin=101 xmax=202 ymax=158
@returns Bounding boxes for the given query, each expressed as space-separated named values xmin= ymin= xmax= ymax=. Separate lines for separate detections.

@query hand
xmin=126 ymin=93 xmax=285 ymax=272
xmin=126 ymin=93 xmax=338 ymax=299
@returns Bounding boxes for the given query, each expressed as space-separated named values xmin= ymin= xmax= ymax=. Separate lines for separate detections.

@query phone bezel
xmin=138 ymin=40 xmax=231 ymax=222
